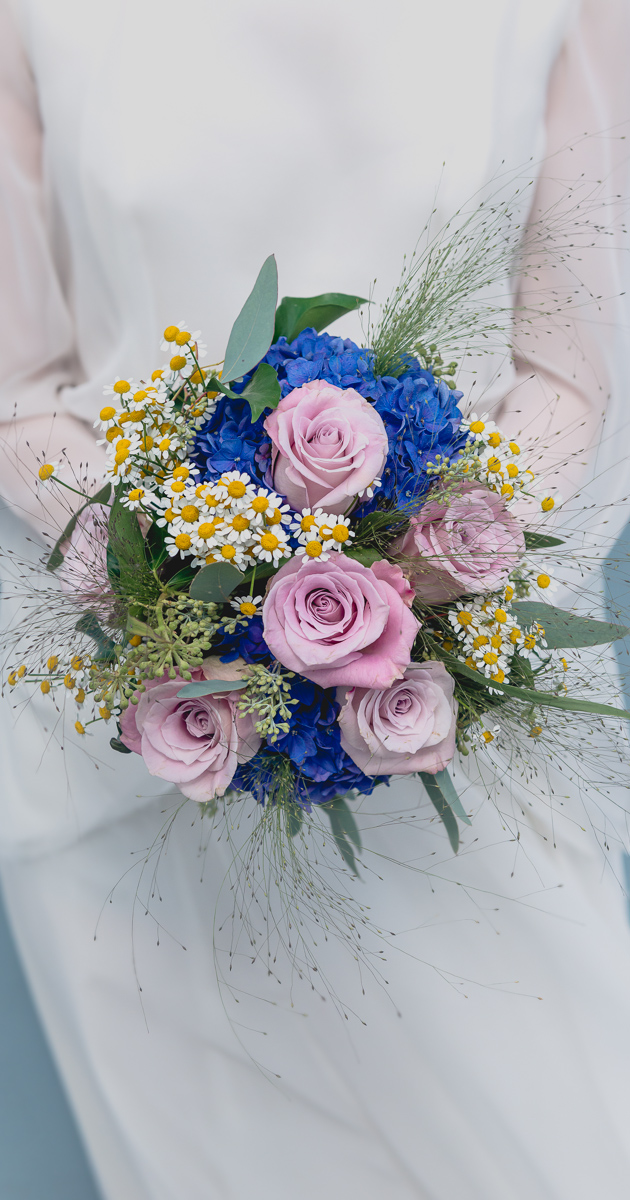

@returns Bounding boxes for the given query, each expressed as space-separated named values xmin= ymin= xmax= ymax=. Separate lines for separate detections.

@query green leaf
xmin=324 ymin=796 xmax=362 ymax=875
xmin=205 ymin=376 xmax=242 ymax=400
xmin=345 ymin=546 xmax=382 ymax=568
xmin=273 ymin=292 xmax=369 ymax=343
xmin=240 ymin=363 xmax=281 ymax=423
xmin=523 ymin=531 xmax=565 ymax=551
xmin=108 ymin=492 xmax=158 ymax=603
xmin=221 ymin=254 xmax=278 ymax=383
xmin=449 ymin=656 xmax=630 ymax=719
xmin=176 ymin=679 xmax=247 ymax=698
xmin=163 ymin=566 xmax=197 ymax=593
xmin=110 ymin=736 xmax=132 ymax=755
xmin=189 ymin=562 xmax=244 ymax=603
xmin=46 ymin=482 xmax=112 ymax=571
xmin=285 ymin=802 xmax=304 ymax=839
xmin=126 ymin=616 xmax=157 ymax=639
xmin=420 ymin=771 xmax=462 ymax=853
xmin=74 ymin=612 xmax=116 ymax=662
xmin=511 ymin=602 xmax=630 ymax=650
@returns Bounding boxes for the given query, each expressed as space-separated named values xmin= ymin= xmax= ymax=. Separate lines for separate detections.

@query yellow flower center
xmin=64 ymin=674 xmax=75 ymax=689
xmin=509 ymin=441 xmax=520 ymax=455
xmin=227 ymin=480 xmax=247 ymax=499
xmin=252 ymin=496 xmax=269 ymax=513
xmin=305 ymin=540 xmax=322 ymax=557
xmin=139 ymin=435 xmax=154 ymax=451
xmin=488 ymin=432 xmax=501 ymax=447
xmin=469 ymin=420 xmax=485 ymax=434
xmin=172 ymin=465 xmax=189 ymax=480
xmin=134 ymin=390 xmax=147 ymax=403
xmin=265 ymin=508 xmax=283 ymax=526
xmin=128 ymin=635 xmax=142 ymax=647
xmin=197 ymin=522 xmax=216 ymax=540
xmin=163 ymin=508 xmax=175 ymax=523
xmin=508 ymin=630 xmax=520 ymax=646
xmin=38 ymin=463 xmax=55 ymax=481
xmin=457 ymin=611 xmax=473 ymax=626
xmin=506 ymin=463 xmax=519 ymax=479
xmin=319 ymin=525 xmax=333 ymax=540
xmin=260 ymin=532 xmax=280 ymax=552
xmin=482 ymin=730 xmax=494 ymax=743
xmin=114 ymin=447 xmax=130 ymax=464
xmin=75 ymin=721 xmax=85 ymax=736
xmin=300 ymin=514 xmax=316 ymax=530
xmin=501 ymin=484 xmax=514 ymax=498
xmin=181 ymin=505 xmax=199 ymax=523
xmin=106 ymin=427 xmax=123 ymax=442
xmin=464 ymin=656 xmax=477 ymax=670
xmin=494 ymin=608 xmax=507 ymax=623
xmin=170 ymin=355 xmax=187 ymax=372
xmin=486 ymin=456 xmax=501 ymax=473
xmin=541 ymin=496 xmax=555 ymax=512
xmin=491 ymin=669 xmax=505 ymax=683
xmin=221 ymin=545 xmax=237 ymax=559
xmin=47 ymin=656 xmax=59 ymax=671
xmin=129 ymin=488 xmax=144 ymax=502
xmin=99 ymin=706 xmax=111 ymax=720
xmin=473 ymin=635 xmax=488 ymax=649
xmin=332 ymin=524 xmax=349 ymax=542
xmin=529 ymin=725 xmax=543 ymax=738
xmin=100 ymin=406 xmax=116 ymax=421
xmin=239 ymin=601 xmax=258 ymax=617
xmin=231 ymin=514 xmax=250 ymax=532
xmin=40 ymin=679 xmax=51 ymax=694
xmin=490 ymin=634 xmax=503 ymax=648
xmin=523 ymin=634 xmax=536 ymax=649
xmin=163 ymin=326 xmax=179 ymax=342
xmin=483 ymin=651 xmax=499 ymax=665
xmin=536 ymin=573 xmax=551 ymax=589
xmin=505 ymin=585 xmax=514 ymax=602
xmin=113 ymin=380 xmax=131 ymax=394
xmin=159 ymin=437 xmax=171 ymax=452
xmin=170 ymin=480 xmax=186 ymax=493
xmin=189 ymin=368 xmax=206 ymax=385
xmin=175 ymin=330 xmax=191 ymax=345
xmin=205 ymin=553 xmax=217 ymax=564
xmin=174 ymin=533 xmax=191 ymax=550
xmin=151 ymin=369 xmax=164 ymax=381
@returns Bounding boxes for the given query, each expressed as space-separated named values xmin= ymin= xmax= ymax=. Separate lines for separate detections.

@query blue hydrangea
xmin=232 ymin=675 xmax=382 ymax=810
xmin=192 ymin=328 xmax=467 ymax=510
xmin=214 ymin=616 xmax=272 ymax=666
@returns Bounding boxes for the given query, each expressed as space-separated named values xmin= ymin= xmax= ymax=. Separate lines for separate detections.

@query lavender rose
xmin=264 ymin=379 xmax=388 ymax=514
xmin=119 ymin=657 xmax=260 ymax=801
xmin=337 ymin=660 xmax=458 ymax=776
xmin=262 ymin=555 xmax=419 ymax=690
xmin=393 ymin=483 xmax=525 ymax=603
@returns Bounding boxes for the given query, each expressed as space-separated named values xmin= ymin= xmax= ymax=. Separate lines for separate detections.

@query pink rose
xmin=264 ymin=380 xmax=388 ymax=514
xmin=394 ymin=483 xmax=525 ymax=603
xmin=60 ymin=503 xmax=111 ymax=605
xmin=119 ymin=657 xmax=260 ymax=801
xmin=337 ymin=660 xmax=458 ymax=776
xmin=262 ymin=555 xmax=419 ymax=689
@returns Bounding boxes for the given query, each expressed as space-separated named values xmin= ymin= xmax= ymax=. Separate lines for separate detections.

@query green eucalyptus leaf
xmin=448 ymin=655 xmax=630 ymax=719
xmin=46 ymin=482 xmax=112 ymax=572
xmin=420 ymin=771 xmax=462 ymax=853
xmin=205 ymin=376 xmax=242 ymax=400
xmin=240 ymin=363 xmax=281 ymax=423
xmin=221 ymin=255 xmax=278 ymax=383
xmin=189 ymin=561 xmax=244 ymax=603
xmin=345 ymin=546 xmax=382 ymax=568
xmin=74 ymin=612 xmax=116 ymax=662
xmin=512 ymin=602 xmax=630 ymax=650
xmin=274 ymin=292 xmax=369 ymax=343
xmin=523 ymin=531 xmax=565 ymax=551
xmin=110 ymin=736 xmax=132 ymax=755
xmin=176 ymin=680 xmax=247 ymax=698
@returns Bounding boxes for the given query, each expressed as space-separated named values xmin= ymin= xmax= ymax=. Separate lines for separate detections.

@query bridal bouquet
xmin=7 ymin=245 xmax=629 ymax=865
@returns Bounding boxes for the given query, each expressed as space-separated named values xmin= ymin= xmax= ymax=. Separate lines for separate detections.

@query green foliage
xmin=450 ymin=656 xmax=630 ymax=720
xmin=221 ymin=254 xmax=278 ymax=383
xmin=108 ymin=491 xmax=159 ymax=606
xmin=273 ymin=291 xmax=368 ymax=343
xmin=176 ymin=679 xmax=247 ymax=698
xmin=46 ymin=482 xmax=112 ymax=572
xmin=239 ymin=362 xmax=281 ymax=422
xmin=511 ymin=602 xmax=630 ymax=650
xmin=345 ymin=546 xmax=382 ymax=567
xmin=74 ymin=613 xmax=116 ymax=663
xmin=189 ymin=562 xmax=244 ymax=603
xmin=420 ymin=770 xmax=467 ymax=853
xmin=523 ymin=531 xmax=565 ymax=551
xmin=323 ymin=796 xmax=362 ymax=876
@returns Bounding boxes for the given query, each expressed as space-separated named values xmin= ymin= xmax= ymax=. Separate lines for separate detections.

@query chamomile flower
xmin=121 ymin=486 xmax=158 ymax=512
xmin=251 ymin=528 xmax=291 ymax=565
xmin=214 ymin=470 xmax=257 ymax=505
xmin=318 ymin=514 xmax=354 ymax=551
xmin=229 ymin=594 xmax=263 ymax=619
xmin=102 ymin=377 xmax=135 ymax=399
xmin=165 ymin=530 xmax=196 ymax=559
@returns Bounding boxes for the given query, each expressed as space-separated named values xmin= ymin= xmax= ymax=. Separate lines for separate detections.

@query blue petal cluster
xmin=214 ymin=616 xmax=272 ymax=666
xmin=232 ymin=675 xmax=381 ymax=809
xmin=192 ymin=329 xmax=467 ymax=510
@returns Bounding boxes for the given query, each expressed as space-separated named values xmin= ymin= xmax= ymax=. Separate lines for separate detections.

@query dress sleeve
xmin=492 ymin=0 xmax=630 ymax=511
xmin=0 ymin=0 xmax=105 ymax=537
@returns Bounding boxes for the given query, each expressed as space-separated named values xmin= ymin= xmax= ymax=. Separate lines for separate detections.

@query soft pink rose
xmin=264 ymin=380 xmax=388 ymax=514
xmin=119 ymin=657 xmax=260 ymax=801
xmin=337 ymin=660 xmax=458 ymax=776
xmin=262 ymin=555 xmax=419 ymax=689
xmin=60 ymin=503 xmax=111 ymax=604
xmin=394 ymin=483 xmax=525 ymax=603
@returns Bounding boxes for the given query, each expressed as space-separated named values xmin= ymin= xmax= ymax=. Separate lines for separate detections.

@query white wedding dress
xmin=1 ymin=1 xmax=630 ymax=1197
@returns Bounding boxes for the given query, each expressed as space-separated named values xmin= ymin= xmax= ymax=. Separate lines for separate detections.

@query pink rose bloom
xmin=394 ymin=483 xmax=525 ymax=603
xmin=337 ymin=660 xmax=458 ymax=776
xmin=264 ymin=379 xmax=388 ymax=515
xmin=60 ymin=503 xmax=111 ymax=605
xmin=262 ymin=555 xmax=419 ymax=689
xmin=119 ymin=657 xmax=260 ymax=802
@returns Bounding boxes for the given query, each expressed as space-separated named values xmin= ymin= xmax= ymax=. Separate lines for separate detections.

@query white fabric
xmin=1 ymin=0 xmax=630 ymax=1197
